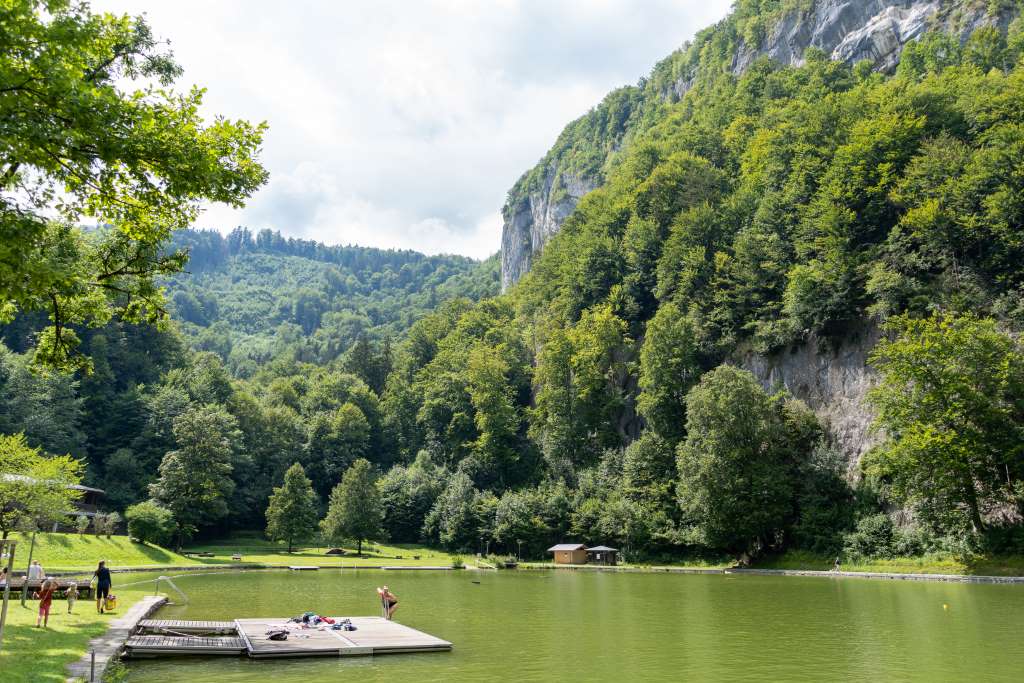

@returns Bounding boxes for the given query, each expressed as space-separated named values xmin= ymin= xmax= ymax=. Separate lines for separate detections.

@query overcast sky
xmin=95 ymin=1 xmax=733 ymax=259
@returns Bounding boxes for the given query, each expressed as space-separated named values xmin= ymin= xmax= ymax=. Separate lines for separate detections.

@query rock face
xmin=500 ymin=0 xmax=1007 ymax=289
xmin=500 ymin=171 xmax=595 ymax=290
xmin=737 ymin=325 xmax=883 ymax=475
xmin=733 ymin=0 xmax=941 ymax=76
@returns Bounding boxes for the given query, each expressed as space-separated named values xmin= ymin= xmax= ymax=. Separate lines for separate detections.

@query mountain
xmin=165 ymin=228 xmax=499 ymax=376
xmin=500 ymin=0 xmax=1018 ymax=290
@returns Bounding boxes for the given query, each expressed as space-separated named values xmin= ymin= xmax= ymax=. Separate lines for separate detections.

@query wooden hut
xmin=586 ymin=545 xmax=618 ymax=566
xmin=548 ymin=543 xmax=587 ymax=565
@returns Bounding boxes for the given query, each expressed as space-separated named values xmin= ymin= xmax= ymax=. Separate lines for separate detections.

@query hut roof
xmin=586 ymin=546 xmax=618 ymax=552
xmin=547 ymin=543 xmax=586 ymax=552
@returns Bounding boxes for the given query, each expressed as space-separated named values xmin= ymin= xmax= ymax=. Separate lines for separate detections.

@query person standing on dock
xmin=93 ymin=561 xmax=112 ymax=614
xmin=378 ymin=585 xmax=399 ymax=620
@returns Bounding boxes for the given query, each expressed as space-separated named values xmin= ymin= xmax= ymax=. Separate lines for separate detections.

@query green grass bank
xmin=0 ymin=586 xmax=151 ymax=683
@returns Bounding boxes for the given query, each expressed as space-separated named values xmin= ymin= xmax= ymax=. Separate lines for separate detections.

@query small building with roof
xmin=547 ymin=543 xmax=587 ymax=565
xmin=586 ymin=545 xmax=618 ymax=566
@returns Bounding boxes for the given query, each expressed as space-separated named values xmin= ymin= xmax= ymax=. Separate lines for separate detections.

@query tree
xmin=125 ymin=500 xmax=174 ymax=545
xmin=623 ymin=431 xmax=677 ymax=513
xmin=531 ymin=305 xmax=629 ymax=478
xmin=864 ymin=314 xmax=1024 ymax=535
xmin=423 ymin=472 xmax=485 ymax=551
xmin=378 ymin=450 xmax=445 ymax=543
xmin=93 ymin=512 xmax=107 ymax=536
xmin=492 ymin=490 xmax=549 ymax=557
xmin=149 ymin=405 xmax=239 ymax=549
xmin=637 ymin=302 xmax=701 ymax=441
xmin=75 ymin=514 xmax=90 ymax=536
xmin=104 ymin=511 xmax=122 ymax=538
xmin=265 ymin=463 xmax=319 ymax=552
xmin=0 ymin=1 xmax=268 ymax=370
xmin=465 ymin=344 xmax=521 ymax=488
xmin=320 ymin=459 xmax=383 ymax=556
xmin=0 ymin=433 xmax=84 ymax=538
xmin=676 ymin=366 xmax=794 ymax=555
xmin=304 ymin=402 xmax=371 ymax=496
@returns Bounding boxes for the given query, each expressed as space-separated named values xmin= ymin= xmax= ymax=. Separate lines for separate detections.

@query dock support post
xmin=90 ymin=649 xmax=95 ymax=682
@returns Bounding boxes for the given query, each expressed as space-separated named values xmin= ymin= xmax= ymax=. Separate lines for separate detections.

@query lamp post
xmin=517 ymin=539 xmax=522 ymax=561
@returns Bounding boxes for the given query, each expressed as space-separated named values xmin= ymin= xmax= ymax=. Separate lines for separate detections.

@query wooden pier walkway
xmin=122 ymin=616 xmax=452 ymax=660
xmin=137 ymin=619 xmax=237 ymax=634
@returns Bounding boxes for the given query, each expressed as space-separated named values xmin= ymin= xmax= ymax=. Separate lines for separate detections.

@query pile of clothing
xmin=289 ymin=611 xmax=336 ymax=627
xmin=286 ymin=612 xmax=357 ymax=630
xmin=331 ymin=618 xmax=357 ymax=632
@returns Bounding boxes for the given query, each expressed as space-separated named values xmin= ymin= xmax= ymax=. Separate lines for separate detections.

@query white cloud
xmin=93 ymin=0 xmax=733 ymax=258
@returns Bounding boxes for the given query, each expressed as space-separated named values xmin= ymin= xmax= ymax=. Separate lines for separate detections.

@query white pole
xmin=21 ymin=530 xmax=36 ymax=607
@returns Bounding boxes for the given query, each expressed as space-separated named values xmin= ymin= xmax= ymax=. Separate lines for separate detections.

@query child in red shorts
xmin=35 ymin=579 xmax=56 ymax=628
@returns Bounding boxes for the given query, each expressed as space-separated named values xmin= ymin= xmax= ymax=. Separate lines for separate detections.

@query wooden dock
xmin=122 ymin=617 xmax=452 ymax=659
xmin=137 ymin=619 xmax=238 ymax=634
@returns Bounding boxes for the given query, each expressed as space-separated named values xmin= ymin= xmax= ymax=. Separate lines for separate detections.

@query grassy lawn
xmin=182 ymin=534 xmax=459 ymax=567
xmin=6 ymin=532 xmax=201 ymax=574
xmin=6 ymin=532 xmax=458 ymax=573
xmin=0 ymin=587 xmax=150 ymax=683
xmin=755 ymin=550 xmax=1024 ymax=576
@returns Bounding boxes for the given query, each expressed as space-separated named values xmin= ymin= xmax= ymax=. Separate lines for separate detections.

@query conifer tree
xmin=265 ymin=463 xmax=319 ymax=552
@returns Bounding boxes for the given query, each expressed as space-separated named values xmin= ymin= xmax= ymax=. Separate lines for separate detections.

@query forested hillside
xmin=163 ymin=228 xmax=499 ymax=376
xmin=4 ymin=0 xmax=1024 ymax=565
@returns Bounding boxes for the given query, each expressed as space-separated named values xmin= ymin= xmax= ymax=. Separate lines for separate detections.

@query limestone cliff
xmin=738 ymin=324 xmax=883 ymax=474
xmin=499 ymin=0 xmax=1012 ymax=290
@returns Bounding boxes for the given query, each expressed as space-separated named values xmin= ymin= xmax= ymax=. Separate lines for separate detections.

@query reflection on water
xmin=123 ymin=569 xmax=1024 ymax=682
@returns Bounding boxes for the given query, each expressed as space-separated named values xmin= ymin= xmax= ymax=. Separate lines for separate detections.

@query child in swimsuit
xmin=35 ymin=579 xmax=55 ymax=628
xmin=66 ymin=582 xmax=78 ymax=613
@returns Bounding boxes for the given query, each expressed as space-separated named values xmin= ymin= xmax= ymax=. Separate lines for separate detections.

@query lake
xmin=121 ymin=568 xmax=1024 ymax=682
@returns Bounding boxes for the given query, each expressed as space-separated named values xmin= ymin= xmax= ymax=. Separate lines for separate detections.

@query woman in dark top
xmin=94 ymin=560 xmax=112 ymax=614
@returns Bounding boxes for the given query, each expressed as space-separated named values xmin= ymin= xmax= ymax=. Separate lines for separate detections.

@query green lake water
xmin=121 ymin=569 xmax=1024 ymax=682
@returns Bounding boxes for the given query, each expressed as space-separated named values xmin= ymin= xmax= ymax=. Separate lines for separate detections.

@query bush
xmin=125 ymin=501 xmax=175 ymax=545
xmin=790 ymin=445 xmax=855 ymax=555
xmin=450 ymin=555 xmax=465 ymax=569
xmin=842 ymin=513 xmax=897 ymax=558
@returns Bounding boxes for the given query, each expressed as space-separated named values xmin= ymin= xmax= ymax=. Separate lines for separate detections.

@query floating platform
xmin=288 ymin=565 xmax=319 ymax=571
xmin=122 ymin=617 xmax=452 ymax=659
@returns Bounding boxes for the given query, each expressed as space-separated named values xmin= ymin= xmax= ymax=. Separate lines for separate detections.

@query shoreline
xmin=44 ymin=561 xmax=1024 ymax=584
xmin=65 ymin=595 xmax=167 ymax=683
xmin=517 ymin=563 xmax=1024 ymax=584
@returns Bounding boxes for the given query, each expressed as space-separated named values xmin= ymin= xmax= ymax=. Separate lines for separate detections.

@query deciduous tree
xmin=865 ymin=314 xmax=1024 ymax=535
xmin=0 ymin=433 xmax=83 ymax=539
xmin=0 ymin=0 xmax=268 ymax=370
xmin=320 ymin=459 xmax=383 ymax=556
xmin=149 ymin=405 xmax=239 ymax=549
